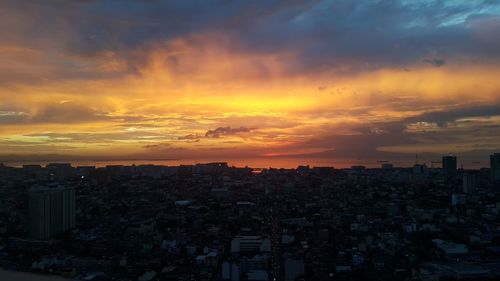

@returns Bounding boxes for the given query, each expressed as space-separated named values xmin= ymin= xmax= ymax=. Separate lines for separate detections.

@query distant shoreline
xmin=0 ymin=159 xmax=490 ymax=170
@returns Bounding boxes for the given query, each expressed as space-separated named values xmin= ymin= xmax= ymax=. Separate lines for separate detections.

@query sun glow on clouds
xmin=1 ymin=0 xmax=500 ymax=165
xmin=2 ymin=39 xmax=499 ymax=160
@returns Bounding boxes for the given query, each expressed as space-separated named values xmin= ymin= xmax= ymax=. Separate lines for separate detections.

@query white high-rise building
xmin=29 ymin=185 xmax=75 ymax=240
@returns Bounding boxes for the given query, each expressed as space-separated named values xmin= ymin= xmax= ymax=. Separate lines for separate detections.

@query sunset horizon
xmin=1 ymin=1 xmax=500 ymax=167
xmin=2 ymin=1 xmax=500 ymax=280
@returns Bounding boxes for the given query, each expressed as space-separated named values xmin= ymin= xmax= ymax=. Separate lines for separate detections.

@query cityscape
xmin=2 ymin=0 xmax=500 ymax=280
xmin=0 ymin=154 xmax=500 ymax=280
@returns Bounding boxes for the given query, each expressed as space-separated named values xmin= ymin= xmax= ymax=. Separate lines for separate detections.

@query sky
xmin=1 ymin=0 xmax=500 ymax=168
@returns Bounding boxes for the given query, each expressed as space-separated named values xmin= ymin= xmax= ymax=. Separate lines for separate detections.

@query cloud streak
xmin=205 ymin=127 xmax=253 ymax=138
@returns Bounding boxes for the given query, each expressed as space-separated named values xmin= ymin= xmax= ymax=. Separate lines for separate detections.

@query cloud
xmin=1 ymin=0 xmax=500 ymax=84
xmin=23 ymin=132 xmax=166 ymax=143
xmin=423 ymin=58 xmax=446 ymax=67
xmin=31 ymin=102 xmax=109 ymax=123
xmin=176 ymin=126 xmax=255 ymax=142
xmin=0 ymin=1 xmax=500 ymax=165
xmin=0 ymin=102 xmax=110 ymax=124
xmin=404 ymin=122 xmax=440 ymax=133
xmin=405 ymin=105 xmax=500 ymax=126
xmin=205 ymin=126 xmax=253 ymax=138
xmin=142 ymin=143 xmax=171 ymax=150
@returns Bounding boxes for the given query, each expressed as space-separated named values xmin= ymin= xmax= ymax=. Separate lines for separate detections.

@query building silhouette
xmin=463 ymin=173 xmax=476 ymax=194
xmin=442 ymin=155 xmax=457 ymax=173
xmin=491 ymin=153 xmax=500 ymax=184
xmin=29 ymin=185 xmax=76 ymax=240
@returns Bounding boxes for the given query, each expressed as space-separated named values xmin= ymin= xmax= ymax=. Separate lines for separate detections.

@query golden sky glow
xmin=1 ymin=1 xmax=500 ymax=167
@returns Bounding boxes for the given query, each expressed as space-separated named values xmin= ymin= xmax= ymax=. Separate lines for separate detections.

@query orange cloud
xmin=1 ymin=33 xmax=500 ymax=163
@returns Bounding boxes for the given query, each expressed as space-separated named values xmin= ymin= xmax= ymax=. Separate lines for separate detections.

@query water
xmin=1 ymin=157 xmax=487 ymax=169
xmin=2 ymin=157 xmax=420 ymax=169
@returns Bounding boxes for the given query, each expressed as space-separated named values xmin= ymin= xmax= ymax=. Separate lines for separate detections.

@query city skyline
xmin=2 ymin=156 xmax=500 ymax=280
xmin=1 ymin=1 xmax=500 ymax=167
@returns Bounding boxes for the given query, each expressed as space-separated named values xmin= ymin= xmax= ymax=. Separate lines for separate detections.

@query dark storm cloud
xmin=405 ymin=104 xmax=500 ymax=126
xmin=279 ymin=102 xmax=500 ymax=162
xmin=1 ymin=0 xmax=500 ymax=81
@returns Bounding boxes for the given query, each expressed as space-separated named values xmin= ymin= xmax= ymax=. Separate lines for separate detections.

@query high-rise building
xmin=29 ymin=185 xmax=75 ymax=240
xmin=442 ymin=155 xmax=457 ymax=173
xmin=491 ymin=153 xmax=500 ymax=183
xmin=462 ymin=173 xmax=476 ymax=194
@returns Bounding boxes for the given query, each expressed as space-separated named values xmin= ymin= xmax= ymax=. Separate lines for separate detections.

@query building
xmin=432 ymin=239 xmax=468 ymax=255
xmin=222 ymin=261 xmax=240 ymax=281
xmin=491 ymin=153 xmax=500 ymax=183
xmin=451 ymin=194 xmax=466 ymax=206
xmin=462 ymin=173 xmax=476 ymax=194
xmin=46 ymin=163 xmax=75 ymax=180
xmin=442 ymin=155 xmax=457 ymax=173
xmin=425 ymin=263 xmax=490 ymax=280
xmin=29 ymin=185 xmax=76 ymax=240
xmin=381 ymin=163 xmax=394 ymax=170
xmin=231 ymin=236 xmax=270 ymax=254
xmin=413 ymin=164 xmax=428 ymax=175
xmin=285 ymin=258 xmax=305 ymax=281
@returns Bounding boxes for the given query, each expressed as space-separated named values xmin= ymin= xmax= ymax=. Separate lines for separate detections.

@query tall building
xmin=29 ymin=185 xmax=76 ymax=240
xmin=442 ymin=155 xmax=457 ymax=173
xmin=491 ymin=153 xmax=500 ymax=183
xmin=462 ymin=173 xmax=476 ymax=194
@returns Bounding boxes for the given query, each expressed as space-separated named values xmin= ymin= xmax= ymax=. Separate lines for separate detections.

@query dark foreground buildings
xmin=0 ymin=156 xmax=500 ymax=280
